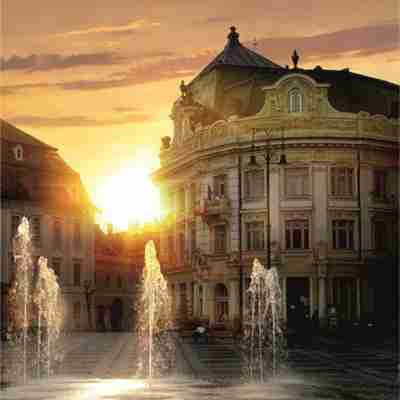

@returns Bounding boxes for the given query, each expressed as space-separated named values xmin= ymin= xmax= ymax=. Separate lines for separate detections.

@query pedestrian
xmin=193 ymin=325 xmax=207 ymax=344
xmin=104 ymin=306 xmax=112 ymax=332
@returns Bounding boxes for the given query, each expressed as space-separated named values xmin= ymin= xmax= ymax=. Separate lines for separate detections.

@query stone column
xmin=318 ymin=277 xmax=326 ymax=321
xmin=175 ymin=283 xmax=181 ymax=319
xmin=229 ymin=279 xmax=239 ymax=322
xmin=318 ymin=262 xmax=328 ymax=326
xmin=282 ymin=277 xmax=287 ymax=322
xmin=309 ymin=277 xmax=313 ymax=319
xmin=193 ymin=282 xmax=199 ymax=317
xmin=204 ymin=283 xmax=214 ymax=324
xmin=187 ymin=281 xmax=193 ymax=318
xmin=184 ymin=185 xmax=191 ymax=263
xmin=356 ymin=278 xmax=361 ymax=320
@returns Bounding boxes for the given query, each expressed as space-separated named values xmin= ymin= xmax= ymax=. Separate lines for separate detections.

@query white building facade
xmin=153 ymin=28 xmax=399 ymax=331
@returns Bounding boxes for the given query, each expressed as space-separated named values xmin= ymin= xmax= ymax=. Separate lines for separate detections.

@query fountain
xmin=7 ymin=217 xmax=33 ymax=384
xmin=32 ymin=256 xmax=62 ymax=378
xmin=6 ymin=217 xmax=62 ymax=385
xmin=243 ymin=258 xmax=286 ymax=382
xmin=135 ymin=240 xmax=174 ymax=386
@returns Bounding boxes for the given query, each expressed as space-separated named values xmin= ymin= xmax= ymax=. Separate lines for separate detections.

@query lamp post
xmin=248 ymin=128 xmax=287 ymax=269
xmin=83 ymin=280 xmax=95 ymax=330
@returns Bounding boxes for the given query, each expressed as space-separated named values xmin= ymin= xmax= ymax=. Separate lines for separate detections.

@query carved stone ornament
xmin=210 ymin=120 xmax=228 ymax=136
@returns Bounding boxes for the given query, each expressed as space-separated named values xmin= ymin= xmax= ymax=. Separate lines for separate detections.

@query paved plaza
xmin=1 ymin=332 xmax=398 ymax=399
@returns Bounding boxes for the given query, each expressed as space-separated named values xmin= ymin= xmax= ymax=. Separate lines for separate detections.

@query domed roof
xmin=193 ymin=27 xmax=282 ymax=82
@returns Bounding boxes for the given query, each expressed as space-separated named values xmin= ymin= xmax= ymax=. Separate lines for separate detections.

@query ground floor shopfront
xmin=166 ymin=258 xmax=394 ymax=331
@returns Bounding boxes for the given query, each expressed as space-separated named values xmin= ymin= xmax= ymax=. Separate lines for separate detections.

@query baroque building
xmin=0 ymin=120 xmax=96 ymax=332
xmin=153 ymin=27 xmax=399 ymax=331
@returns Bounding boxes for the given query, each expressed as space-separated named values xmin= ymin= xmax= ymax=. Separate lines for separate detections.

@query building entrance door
xmin=215 ymin=283 xmax=229 ymax=326
xmin=332 ymin=277 xmax=356 ymax=322
xmin=111 ymin=298 xmax=123 ymax=331
xmin=286 ymin=277 xmax=309 ymax=331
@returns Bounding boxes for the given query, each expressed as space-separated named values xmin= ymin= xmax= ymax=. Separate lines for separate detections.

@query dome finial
xmin=291 ymin=49 xmax=299 ymax=69
xmin=227 ymin=26 xmax=240 ymax=46
xmin=180 ymin=80 xmax=188 ymax=97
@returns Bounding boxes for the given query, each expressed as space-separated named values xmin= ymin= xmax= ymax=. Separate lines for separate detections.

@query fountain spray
xmin=245 ymin=258 xmax=286 ymax=382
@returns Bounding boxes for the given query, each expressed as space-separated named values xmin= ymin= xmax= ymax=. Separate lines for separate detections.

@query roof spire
xmin=291 ymin=49 xmax=299 ymax=69
xmin=227 ymin=26 xmax=240 ymax=46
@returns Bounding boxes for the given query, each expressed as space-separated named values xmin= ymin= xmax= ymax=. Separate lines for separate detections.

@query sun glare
xmin=95 ymin=160 xmax=160 ymax=231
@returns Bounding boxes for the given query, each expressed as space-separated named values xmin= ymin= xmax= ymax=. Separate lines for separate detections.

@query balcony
xmin=196 ymin=196 xmax=231 ymax=224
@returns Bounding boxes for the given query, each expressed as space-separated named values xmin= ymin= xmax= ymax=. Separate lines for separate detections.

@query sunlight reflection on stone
xmin=83 ymin=379 xmax=147 ymax=399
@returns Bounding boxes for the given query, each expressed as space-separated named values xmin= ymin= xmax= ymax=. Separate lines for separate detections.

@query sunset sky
xmin=2 ymin=1 xmax=399 ymax=229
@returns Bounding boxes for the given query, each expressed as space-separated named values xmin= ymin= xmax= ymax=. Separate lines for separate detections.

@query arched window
xmin=117 ymin=275 xmax=123 ymax=289
xmin=288 ymin=88 xmax=303 ymax=113
xmin=215 ymin=283 xmax=229 ymax=323
xmin=13 ymin=145 xmax=24 ymax=161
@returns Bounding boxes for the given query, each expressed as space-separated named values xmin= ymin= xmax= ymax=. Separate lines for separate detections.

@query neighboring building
xmin=153 ymin=27 xmax=399 ymax=331
xmin=0 ymin=120 xmax=96 ymax=332
xmin=94 ymin=222 xmax=160 ymax=331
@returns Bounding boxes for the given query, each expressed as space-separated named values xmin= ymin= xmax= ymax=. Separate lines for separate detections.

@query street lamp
xmin=248 ymin=128 xmax=287 ymax=269
xmin=83 ymin=280 xmax=95 ymax=330
xmin=238 ymin=128 xmax=287 ymax=332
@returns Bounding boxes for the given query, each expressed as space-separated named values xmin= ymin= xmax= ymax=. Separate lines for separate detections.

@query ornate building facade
xmin=1 ymin=120 xmax=96 ymax=332
xmin=153 ymin=28 xmax=399 ymax=331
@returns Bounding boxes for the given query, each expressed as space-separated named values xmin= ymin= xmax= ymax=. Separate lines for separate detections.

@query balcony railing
xmin=196 ymin=195 xmax=230 ymax=217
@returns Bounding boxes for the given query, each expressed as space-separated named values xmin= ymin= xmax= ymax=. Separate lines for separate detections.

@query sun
xmin=95 ymin=160 xmax=160 ymax=231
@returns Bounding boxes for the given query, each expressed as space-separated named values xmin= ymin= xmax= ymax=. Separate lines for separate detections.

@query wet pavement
xmin=1 ymin=332 xmax=398 ymax=399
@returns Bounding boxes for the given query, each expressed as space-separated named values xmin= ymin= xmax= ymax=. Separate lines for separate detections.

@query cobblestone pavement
xmin=287 ymin=337 xmax=398 ymax=400
xmin=1 ymin=333 xmax=398 ymax=399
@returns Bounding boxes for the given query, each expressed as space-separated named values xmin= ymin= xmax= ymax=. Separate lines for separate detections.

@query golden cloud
xmin=56 ymin=19 xmax=160 ymax=37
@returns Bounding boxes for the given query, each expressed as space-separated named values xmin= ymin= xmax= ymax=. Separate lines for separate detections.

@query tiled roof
xmin=239 ymin=67 xmax=399 ymax=118
xmin=0 ymin=119 xmax=57 ymax=150
xmin=192 ymin=27 xmax=282 ymax=82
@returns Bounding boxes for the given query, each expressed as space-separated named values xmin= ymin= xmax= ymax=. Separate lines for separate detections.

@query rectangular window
xmin=199 ymin=285 xmax=204 ymax=316
xmin=332 ymin=220 xmax=354 ymax=250
xmin=178 ymin=189 xmax=185 ymax=213
xmin=213 ymin=175 xmax=226 ymax=198
xmin=52 ymin=257 xmax=62 ymax=279
xmin=73 ymin=221 xmax=81 ymax=248
xmin=73 ymin=302 xmax=81 ymax=329
xmin=244 ymin=170 xmax=264 ymax=198
xmin=190 ymin=224 xmax=197 ymax=253
xmin=214 ymin=225 xmax=227 ymax=253
xmin=179 ymin=283 xmax=187 ymax=314
xmin=373 ymin=170 xmax=387 ymax=199
xmin=285 ymin=220 xmax=309 ymax=249
xmin=73 ymin=262 xmax=81 ymax=286
xmin=30 ymin=216 xmax=41 ymax=249
xmin=285 ymin=168 xmax=309 ymax=197
xmin=11 ymin=215 xmax=21 ymax=241
xmin=179 ymin=232 xmax=185 ymax=261
xmin=331 ymin=167 xmax=354 ymax=196
xmin=53 ymin=219 xmax=62 ymax=249
xmin=246 ymin=222 xmax=264 ymax=251
xmin=190 ymin=184 xmax=197 ymax=210
xmin=372 ymin=220 xmax=387 ymax=252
